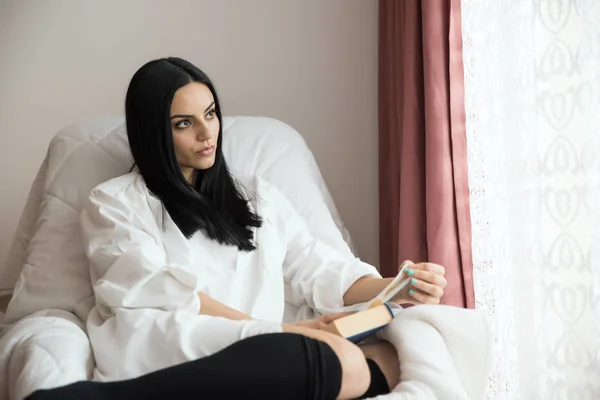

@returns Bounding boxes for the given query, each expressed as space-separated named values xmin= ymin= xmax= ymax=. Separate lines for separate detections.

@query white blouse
xmin=80 ymin=173 xmax=379 ymax=381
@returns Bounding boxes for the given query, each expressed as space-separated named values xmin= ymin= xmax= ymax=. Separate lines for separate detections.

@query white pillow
xmin=1 ymin=116 xmax=357 ymax=324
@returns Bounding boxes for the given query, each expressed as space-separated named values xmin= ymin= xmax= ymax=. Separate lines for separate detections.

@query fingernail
xmin=411 ymin=278 xmax=417 ymax=285
xmin=406 ymin=269 xmax=414 ymax=276
xmin=409 ymin=289 xmax=415 ymax=295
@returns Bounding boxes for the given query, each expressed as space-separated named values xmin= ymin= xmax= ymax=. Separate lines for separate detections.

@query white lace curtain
xmin=461 ymin=0 xmax=600 ymax=398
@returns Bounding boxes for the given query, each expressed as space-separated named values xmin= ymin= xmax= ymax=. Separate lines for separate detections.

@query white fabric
xmin=0 ymin=310 xmax=93 ymax=400
xmin=82 ymin=172 xmax=377 ymax=380
xmin=0 ymin=116 xmax=361 ymax=398
xmin=462 ymin=1 xmax=600 ymax=399
xmin=369 ymin=305 xmax=492 ymax=400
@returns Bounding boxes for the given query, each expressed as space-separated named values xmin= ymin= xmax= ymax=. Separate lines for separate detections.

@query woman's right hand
xmin=284 ymin=312 xmax=354 ymax=331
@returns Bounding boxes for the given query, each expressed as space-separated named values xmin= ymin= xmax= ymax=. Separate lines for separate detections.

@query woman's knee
xmin=280 ymin=325 xmax=371 ymax=398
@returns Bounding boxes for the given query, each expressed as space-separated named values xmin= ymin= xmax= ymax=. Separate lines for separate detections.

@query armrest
xmin=0 ymin=310 xmax=93 ymax=400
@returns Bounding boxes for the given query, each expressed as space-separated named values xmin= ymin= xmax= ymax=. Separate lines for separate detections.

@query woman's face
xmin=170 ymin=82 xmax=220 ymax=181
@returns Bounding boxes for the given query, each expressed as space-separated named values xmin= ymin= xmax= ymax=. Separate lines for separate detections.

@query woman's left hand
xmin=393 ymin=261 xmax=447 ymax=305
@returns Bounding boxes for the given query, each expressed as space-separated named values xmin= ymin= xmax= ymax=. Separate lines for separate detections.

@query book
xmin=322 ymin=302 xmax=403 ymax=343
xmin=323 ymin=263 xmax=412 ymax=343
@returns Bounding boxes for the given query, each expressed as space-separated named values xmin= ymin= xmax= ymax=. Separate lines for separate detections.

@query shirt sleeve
xmin=80 ymin=187 xmax=281 ymax=379
xmin=81 ymin=188 xmax=205 ymax=314
xmin=267 ymin=182 xmax=381 ymax=315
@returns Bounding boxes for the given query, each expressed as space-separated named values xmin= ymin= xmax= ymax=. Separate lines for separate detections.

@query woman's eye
xmin=206 ymin=109 xmax=216 ymax=119
xmin=175 ymin=120 xmax=191 ymax=129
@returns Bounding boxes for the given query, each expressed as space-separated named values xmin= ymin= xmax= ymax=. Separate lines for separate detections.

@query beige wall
xmin=0 ymin=0 xmax=379 ymax=268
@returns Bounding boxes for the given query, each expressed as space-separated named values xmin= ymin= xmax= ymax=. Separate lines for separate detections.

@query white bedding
xmin=0 ymin=310 xmax=92 ymax=400
xmin=374 ymin=305 xmax=491 ymax=400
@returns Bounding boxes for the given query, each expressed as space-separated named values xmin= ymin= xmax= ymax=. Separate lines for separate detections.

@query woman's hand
xmin=393 ymin=261 xmax=447 ymax=305
xmin=286 ymin=312 xmax=354 ymax=331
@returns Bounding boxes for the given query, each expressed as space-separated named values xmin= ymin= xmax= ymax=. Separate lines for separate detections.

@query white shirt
xmin=81 ymin=173 xmax=379 ymax=381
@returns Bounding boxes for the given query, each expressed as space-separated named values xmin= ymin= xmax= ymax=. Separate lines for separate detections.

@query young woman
xmin=28 ymin=57 xmax=447 ymax=400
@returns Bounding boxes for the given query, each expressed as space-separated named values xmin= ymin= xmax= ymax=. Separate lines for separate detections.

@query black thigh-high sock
xmin=26 ymin=333 xmax=343 ymax=400
xmin=356 ymin=358 xmax=391 ymax=399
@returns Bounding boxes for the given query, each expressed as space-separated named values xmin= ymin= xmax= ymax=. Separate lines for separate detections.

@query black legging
xmin=26 ymin=333 xmax=389 ymax=400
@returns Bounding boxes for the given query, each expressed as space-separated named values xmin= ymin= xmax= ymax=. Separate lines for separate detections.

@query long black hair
xmin=125 ymin=57 xmax=261 ymax=251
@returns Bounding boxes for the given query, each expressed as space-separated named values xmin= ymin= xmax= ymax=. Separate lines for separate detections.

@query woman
xmin=28 ymin=57 xmax=446 ymax=400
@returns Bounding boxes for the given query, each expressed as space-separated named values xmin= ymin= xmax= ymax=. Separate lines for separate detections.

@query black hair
xmin=125 ymin=57 xmax=261 ymax=251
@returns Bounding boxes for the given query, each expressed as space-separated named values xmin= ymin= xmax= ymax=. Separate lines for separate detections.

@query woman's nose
xmin=195 ymin=124 xmax=213 ymax=141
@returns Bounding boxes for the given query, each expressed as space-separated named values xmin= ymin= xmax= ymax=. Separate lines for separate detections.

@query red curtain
xmin=378 ymin=0 xmax=474 ymax=308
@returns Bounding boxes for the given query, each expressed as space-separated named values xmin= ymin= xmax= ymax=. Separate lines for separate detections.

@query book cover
xmin=322 ymin=303 xmax=402 ymax=343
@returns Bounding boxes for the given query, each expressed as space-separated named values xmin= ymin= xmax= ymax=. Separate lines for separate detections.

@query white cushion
xmin=1 ymin=116 xmax=357 ymax=324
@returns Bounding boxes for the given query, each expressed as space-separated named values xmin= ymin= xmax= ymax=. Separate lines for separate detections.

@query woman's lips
xmin=196 ymin=146 xmax=215 ymax=156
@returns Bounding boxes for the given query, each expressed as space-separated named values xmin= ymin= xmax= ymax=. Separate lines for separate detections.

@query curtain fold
xmin=378 ymin=0 xmax=474 ymax=308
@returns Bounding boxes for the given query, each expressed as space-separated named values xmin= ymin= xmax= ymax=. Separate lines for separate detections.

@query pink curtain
xmin=378 ymin=0 xmax=474 ymax=308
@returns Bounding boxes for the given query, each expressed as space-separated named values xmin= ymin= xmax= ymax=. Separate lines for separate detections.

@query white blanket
xmin=0 ymin=311 xmax=93 ymax=400
xmin=374 ymin=305 xmax=492 ymax=400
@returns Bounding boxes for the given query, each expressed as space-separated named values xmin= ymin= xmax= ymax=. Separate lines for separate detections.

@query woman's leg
xmin=360 ymin=341 xmax=400 ymax=389
xmin=26 ymin=333 xmax=344 ymax=400
xmin=26 ymin=330 xmax=394 ymax=400
xmin=283 ymin=324 xmax=394 ymax=399
xmin=282 ymin=323 xmax=371 ymax=398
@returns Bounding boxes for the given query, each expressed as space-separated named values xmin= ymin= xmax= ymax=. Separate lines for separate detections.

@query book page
xmin=359 ymin=263 xmax=412 ymax=311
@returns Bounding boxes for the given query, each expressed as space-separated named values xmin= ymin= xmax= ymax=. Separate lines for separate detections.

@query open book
xmin=358 ymin=263 xmax=412 ymax=311
xmin=322 ymin=264 xmax=411 ymax=343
